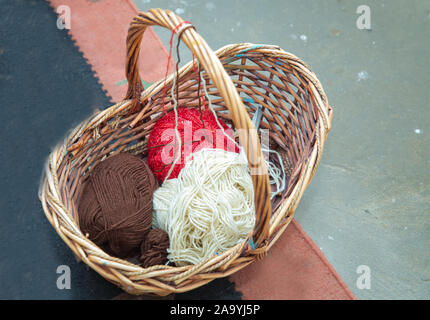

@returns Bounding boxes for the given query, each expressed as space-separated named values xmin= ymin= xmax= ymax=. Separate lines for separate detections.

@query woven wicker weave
xmin=38 ymin=9 xmax=332 ymax=296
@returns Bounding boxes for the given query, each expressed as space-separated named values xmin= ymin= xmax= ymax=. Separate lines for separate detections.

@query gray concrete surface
xmin=134 ymin=0 xmax=430 ymax=299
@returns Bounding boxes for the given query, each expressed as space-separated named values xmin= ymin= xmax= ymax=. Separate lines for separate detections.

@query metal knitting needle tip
xmin=251 ymin=104 xmax=263 ymax=131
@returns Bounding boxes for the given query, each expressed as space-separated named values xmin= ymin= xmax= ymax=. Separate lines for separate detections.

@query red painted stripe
xmin=231 ymin=220 xmax=356 ymax=300
xmin=47 ymin=0 xmax=172 ymax=103
xmin=47 ymin=0 xmax=355 ymax=299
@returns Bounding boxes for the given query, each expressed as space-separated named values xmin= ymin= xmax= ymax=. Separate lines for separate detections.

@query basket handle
xmin=124 ymin=9 xmax=272 ymax=251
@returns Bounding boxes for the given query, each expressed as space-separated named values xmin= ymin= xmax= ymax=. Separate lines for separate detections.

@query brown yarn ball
xmin=139 ymin=228 xmax=170 ymax=268
xmin=78 ymin=153 xmax=157 ymax=258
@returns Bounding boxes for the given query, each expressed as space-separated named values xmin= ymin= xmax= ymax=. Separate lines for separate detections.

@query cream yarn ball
xmin=152 ymin=148 xmax=256 ymax=266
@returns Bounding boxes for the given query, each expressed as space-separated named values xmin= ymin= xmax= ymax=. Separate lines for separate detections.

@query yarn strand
xmin=199 ymin=68 xmax=287 ymax=199
xmin=163 ymin=34 xmax=183 ymax=183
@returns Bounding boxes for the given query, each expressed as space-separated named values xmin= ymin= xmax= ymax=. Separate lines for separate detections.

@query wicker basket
xmin=38 ymin=9 xmax=332 ymax=296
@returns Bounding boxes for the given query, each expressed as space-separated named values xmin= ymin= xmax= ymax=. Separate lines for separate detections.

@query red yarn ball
xmin=147 ymin=108 xmax=237 ymax=182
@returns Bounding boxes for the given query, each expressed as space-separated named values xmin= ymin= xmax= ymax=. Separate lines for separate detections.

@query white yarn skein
xmin=153 ymin=148 xmax=256 ymax=266
xmin=152 ymin=179 xmax=176 ymax=230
